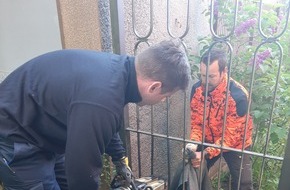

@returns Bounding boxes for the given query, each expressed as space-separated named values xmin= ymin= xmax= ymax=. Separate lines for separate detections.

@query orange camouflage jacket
xmin=190 ymin=75 xmax=253 ymax=159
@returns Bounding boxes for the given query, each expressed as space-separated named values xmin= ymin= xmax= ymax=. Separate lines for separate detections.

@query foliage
xmin=100 ymin=154 xmax=115 ymax=189
xmin=211 ymin=171 xmax=231 ymax=190
xmin=192 ymin=0 xmax=290 ymax=189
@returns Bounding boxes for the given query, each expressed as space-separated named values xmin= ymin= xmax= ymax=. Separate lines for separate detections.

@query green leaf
xmin=270 ymin=132 xmax=279 ymax=144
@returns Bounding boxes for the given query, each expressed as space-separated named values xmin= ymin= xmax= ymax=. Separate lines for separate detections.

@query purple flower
xmin=211 ymin=0 xmax=219 ymax=17
xmin=235 ymin=18 xmax=257 ymax=36
xmin=249 ymin=49 xmax=271 ymax=67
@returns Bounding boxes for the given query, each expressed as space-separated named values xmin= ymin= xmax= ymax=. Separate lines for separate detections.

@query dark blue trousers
xmin=207 ymin=150 xmax=253 ymax=190
xmin=0 ymin=138 xmax=68 ymax=190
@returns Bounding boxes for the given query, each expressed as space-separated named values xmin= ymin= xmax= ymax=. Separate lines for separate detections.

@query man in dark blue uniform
xmin=0 ymin=39 xmax=190 ymax=190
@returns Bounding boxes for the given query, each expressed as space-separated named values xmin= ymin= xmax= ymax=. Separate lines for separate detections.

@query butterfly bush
xmin=249 ymin=49 xmax=272 ymax=67
xmin=235 ymin=18 xmax=257 ymax=36
xmin=196 ymin=1 xmax=290 ymax=189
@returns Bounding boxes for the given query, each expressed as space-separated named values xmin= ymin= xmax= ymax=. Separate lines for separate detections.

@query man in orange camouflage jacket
xmin=189 ymin=49 xmax=253 ymax=190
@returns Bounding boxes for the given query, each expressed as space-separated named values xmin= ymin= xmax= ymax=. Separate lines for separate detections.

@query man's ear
xmin=148 ymin=81 xmax=162 ymax=93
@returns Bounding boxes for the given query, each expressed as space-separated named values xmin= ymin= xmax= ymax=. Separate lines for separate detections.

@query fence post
xmin=278 ymin=126 xmax=290 ymax=190
xmin=109 ymin=0 xmax=131 ymax=161
xmin=110 ymin=0 xmax=126 ymax=55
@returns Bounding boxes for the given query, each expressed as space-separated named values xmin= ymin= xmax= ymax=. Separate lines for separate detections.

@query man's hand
xmin=191 ymin=151 xmax=209 ymax=168
xmin=185 ymin=143 xmax=197 ymax=159
xmin=113 ymin=156 xmax=134 ymax=188
xmin=191 ymin=151 xmax=202 ymax=168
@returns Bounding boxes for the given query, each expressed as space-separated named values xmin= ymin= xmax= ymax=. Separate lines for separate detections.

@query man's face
xmin=200 ymin=60 xmax=226 ymax=92
xmin=137 ymin=90 xmax=177 ymax=106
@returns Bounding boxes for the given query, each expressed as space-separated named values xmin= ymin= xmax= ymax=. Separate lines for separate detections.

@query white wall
xmin=0 ymin=0 xmax=62 ymax=81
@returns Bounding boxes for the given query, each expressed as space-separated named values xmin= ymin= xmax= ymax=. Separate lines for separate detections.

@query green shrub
xmin=192 ymin=1 xmax=290 ymax=189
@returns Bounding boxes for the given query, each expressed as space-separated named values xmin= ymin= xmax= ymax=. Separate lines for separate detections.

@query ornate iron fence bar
xmin=133 ymin=41 xmax=150 ymax=179
xmin=165 ymin=98 xmax=171 ymax=189
xmin=150 ymin=105 xmax=154 ymax=176
xmin=208 ymin=0 xmax=290 ymax=189
xmin=166 ymin=0 xmax=190 ymax=39
xmin=137 ymin=105 xmax=142 ymax=178
xmin=117 ymin=0 xmax=290 ymax=189
xmin=131 ymin=0 xmax=153 ymax=179
xmin=210 ymin=0 xmax=238 ymax=39
xmin=258 ymin=0 xmax=290 ymax=39
xmin=256 ymin=41 xmax=284 ymax=189
xmin=126 ymin=128 xmax=284 ymax=160
xmin=132 ymin=0 xmax=153 ymax=40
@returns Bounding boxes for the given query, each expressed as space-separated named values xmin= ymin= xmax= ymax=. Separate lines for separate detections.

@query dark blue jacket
xmin=0 ymin=49 xmax=141 ymax=189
